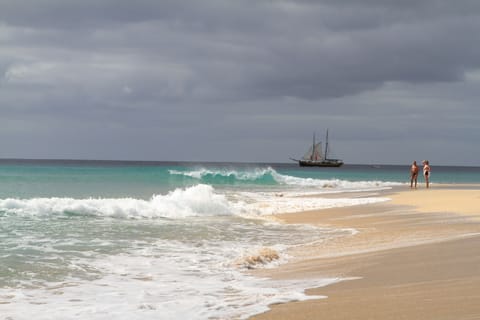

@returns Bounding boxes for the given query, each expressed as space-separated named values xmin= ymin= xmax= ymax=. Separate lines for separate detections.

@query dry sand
xmin=250 ymin=188 xmax=480 ymax=320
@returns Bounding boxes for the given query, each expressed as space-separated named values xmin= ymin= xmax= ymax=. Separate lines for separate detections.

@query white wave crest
xmin=272 ymin=172 xmax=402 ymax=190
xmin=169 ymin=167 xmax=403 ymax=192
xmin=0 ymin=184 xmax=233 ymax=219
xmin=169 ymin=167 xmax=276 ymax=181
xmin=0 ymin=178 xmax=397 ymax=219
xmin=235 ymin=192 xmax=390 ymax=216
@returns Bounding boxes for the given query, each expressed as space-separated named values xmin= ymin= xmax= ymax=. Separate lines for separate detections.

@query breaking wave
xmin=0 ymin=177 xmax=394 ymax=219
xmin=169 ymin=167 xmax=278 ymax=185
xmin=0 ymin=184 xmax=234 ymax=219
xmin=169 ymin=167 xmax=402 ymax=190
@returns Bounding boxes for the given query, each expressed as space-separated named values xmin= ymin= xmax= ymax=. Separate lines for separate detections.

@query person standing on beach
xmin=422 ymin=160 xmax=431 ymax=188
xmin=410 ymin=161 xmax=419 ymax=189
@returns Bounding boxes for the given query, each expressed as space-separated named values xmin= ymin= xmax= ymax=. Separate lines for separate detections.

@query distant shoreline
xmin=1 ymin=158 xmax=480 ymax=168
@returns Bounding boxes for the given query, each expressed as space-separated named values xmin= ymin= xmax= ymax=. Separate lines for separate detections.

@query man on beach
xmin=410 ymin=161 xmax=419 ymax=189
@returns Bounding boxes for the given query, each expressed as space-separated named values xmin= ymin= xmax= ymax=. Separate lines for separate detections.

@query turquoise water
xmin=1 ymin=160 xmax=479 ymax=199
xmin=0 ymin=159 xmax=479 ymax=319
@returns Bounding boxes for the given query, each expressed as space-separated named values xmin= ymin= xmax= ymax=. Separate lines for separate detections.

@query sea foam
xmin=0 ymin=182 xmax=391 ymax=219
xmin=0 ymin=184 xmax=233 ymax=219
xmin=170 ymin=166 xmax=403 ymax=191
xmin=0 ymin=220 xmax=345 ymax=320
xmin=170 ymin=167 xmax=275 ymax=181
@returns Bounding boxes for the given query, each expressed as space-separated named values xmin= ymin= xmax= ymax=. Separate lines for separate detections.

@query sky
xmin=1 ymin=0 xmax=480 ymax=166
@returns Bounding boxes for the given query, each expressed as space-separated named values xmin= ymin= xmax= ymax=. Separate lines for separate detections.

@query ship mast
xmin=324 ymin=129 xmax=329 ymax=160
xmin=311 ymin=132 xmax=316 ymax=160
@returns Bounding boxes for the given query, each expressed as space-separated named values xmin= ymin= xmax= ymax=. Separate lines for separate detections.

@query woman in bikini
xmin=422 ymin=160 xmax=431 ymax=188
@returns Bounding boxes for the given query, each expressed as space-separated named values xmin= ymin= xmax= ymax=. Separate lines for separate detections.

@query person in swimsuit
xmin=410 ymin=160 xmax=419 ymax=189
xmin=422 ymin=160 xmax=431 ymax=188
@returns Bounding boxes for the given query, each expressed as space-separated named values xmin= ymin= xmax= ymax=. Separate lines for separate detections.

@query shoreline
xmin=250 ymin=187 xmax=480 ymax=320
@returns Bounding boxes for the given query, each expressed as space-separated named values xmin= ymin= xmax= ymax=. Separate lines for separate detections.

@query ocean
xmin=1 ymin=159 xmax=479 ymax=319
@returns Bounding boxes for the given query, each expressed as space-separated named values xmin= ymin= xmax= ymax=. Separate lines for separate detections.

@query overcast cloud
xmin=1 ymin=0 xmax=480 ymax=165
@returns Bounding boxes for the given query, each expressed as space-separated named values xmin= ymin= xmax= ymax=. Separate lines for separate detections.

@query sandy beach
xmin=250 ymin=187 xmax=480 ymax=320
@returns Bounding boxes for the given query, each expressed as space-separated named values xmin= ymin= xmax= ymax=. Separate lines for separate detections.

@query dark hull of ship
xmin=298 ymin=160 xmax=344 ymax=167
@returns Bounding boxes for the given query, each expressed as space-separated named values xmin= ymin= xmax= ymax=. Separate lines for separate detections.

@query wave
xmin=0 ymin=179 xmax=394 ymax=219
xmin=273 ymin=175 xmax=403 ymax=190
xmin=169 ymin=167 xmax=277 ymax=185
xmin=170 ymin=167 xmax=402 ymax=190
xmin=237 ymin=192 xmax=390 ymax=216
xmin=0 ymin=185 xmax=234 ymax=219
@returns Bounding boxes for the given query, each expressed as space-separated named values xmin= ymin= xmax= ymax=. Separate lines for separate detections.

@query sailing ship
xmin=291 ymin=130 xmax=344 ymax=167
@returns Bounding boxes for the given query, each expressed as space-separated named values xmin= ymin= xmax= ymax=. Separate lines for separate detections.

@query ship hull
xmin=298 ymin=160 xmax=344 ymax=167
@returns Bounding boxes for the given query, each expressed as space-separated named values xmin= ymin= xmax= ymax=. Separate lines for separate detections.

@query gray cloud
xmin=1 ymin=0 xmax=480 ymax=165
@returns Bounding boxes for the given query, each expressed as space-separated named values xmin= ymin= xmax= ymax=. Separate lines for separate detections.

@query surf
xmin=0 ymin=185 xmax=235 ymax=219
xmin=169 ymin=166 xmax=403 ymax=191
xmin=168 ymin=167 xmax=278 ymax=185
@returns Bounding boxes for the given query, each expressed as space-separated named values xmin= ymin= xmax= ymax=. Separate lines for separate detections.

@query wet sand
xmin=250 ymin=188 xmax=480 ymax=320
